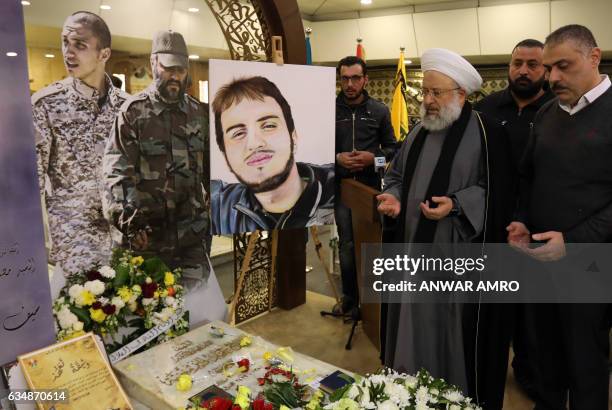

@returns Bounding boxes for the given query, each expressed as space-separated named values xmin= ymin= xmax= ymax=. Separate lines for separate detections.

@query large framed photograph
xmin=209 ymin=59 xmax=336 ymax=235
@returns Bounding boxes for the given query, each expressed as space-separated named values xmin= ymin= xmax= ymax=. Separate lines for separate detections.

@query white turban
xmin=420 ymin=48 xmax=482 ymax=94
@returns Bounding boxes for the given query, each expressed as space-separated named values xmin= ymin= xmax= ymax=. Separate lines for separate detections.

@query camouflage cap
xmin=151 ymin=30 xmax=188 ymax=68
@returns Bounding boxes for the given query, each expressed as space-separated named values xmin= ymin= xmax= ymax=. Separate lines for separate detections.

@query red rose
xmin=92 ymin=301 xmax=102 ymax=310
xmin=87 ymin=270 xmax=103 ymax=281
xmin=237 ymin=358 xmax=250 ymax=372
xmin=102 ymin=304 xmax=116 ymax=315
xmin=251 ymin=398 xmax=273 ymax=410
xmin=142 ymin=282 xmax=158 ymax=298
xmin=231 ymin=405 xmax=242 ymax=410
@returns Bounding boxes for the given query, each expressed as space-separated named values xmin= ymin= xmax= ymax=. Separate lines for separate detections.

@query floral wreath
xmin=53 ymin=248 xmax=189 ymax=353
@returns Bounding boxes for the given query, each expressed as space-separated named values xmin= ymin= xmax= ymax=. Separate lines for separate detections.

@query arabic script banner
xmin=0 ymin=0 xmax=55 ymax=365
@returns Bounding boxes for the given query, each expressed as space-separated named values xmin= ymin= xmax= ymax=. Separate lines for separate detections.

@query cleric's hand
xmin=377 ymin=193 xmax=401 ymax=218
xmin=420 ymin=196 xmax=452 ymax=220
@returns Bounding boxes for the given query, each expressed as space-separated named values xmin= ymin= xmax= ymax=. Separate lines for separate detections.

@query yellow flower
xmin=237 ymin=386 xmax=250 ymax=397
xmin=175 ymin=374 xmax=192 ymax=392
xmin=89 ymin=308 xmax=107 ymax=323
xmin=160 ymin=289 xmax=169 ymax=298
xmin=164 ymin=272 xmax=175 ymax=286
xmin=234 ymin=386 xmax=251 ymax=409
xmin=279 ymin=406 xmax=290 ymax=410
xmin=131 ymin=256 xmax=144 ymax=266
xmin=78 ymin=290 xmax=95 ymax=306
xmin=306 ymin=390 xmax=324 ymax=410
xmin=240 ymin=336 xmax=252 ymax=347
xmin=263 ymin=351 xmax=273 ymax=362
xmin=154 ymin=291 xmax=160 ymax=299
xmin=117 ymin=286 xmax=132 ymax=303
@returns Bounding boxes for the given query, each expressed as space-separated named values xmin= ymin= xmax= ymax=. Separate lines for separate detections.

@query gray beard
xmin=419 ymin=97 xmax=462 ymax=131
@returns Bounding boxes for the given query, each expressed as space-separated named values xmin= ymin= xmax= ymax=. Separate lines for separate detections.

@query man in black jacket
xmin=210 ymin=76 xmax=334 ymax=235
xmin=475 ymin=38 xmax=554 ymax=400
xmin=508 ymin=24 xmax=612 ymax=410
xmin=334 ymin=56 xmax=397 ymax=314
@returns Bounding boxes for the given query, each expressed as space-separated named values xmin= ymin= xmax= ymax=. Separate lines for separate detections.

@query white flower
xmin=145 ymin=277 xmax=152 ymax=284
xmin=368 ymin=374 xmax=386 ymax=385
xmin=415 ymin=401 xmax=432 ymax=410
xmin=377 ymin=400 xmax=399 ymax=410
xmin=98 ymin=296 xmax=109 ymax=305
xmin=128 ymin=301 xmax=138 ymax=312
xmin=154 ymin=307 xmax=175 ymax=323
xmin=73 ymin=321 xmax=84 ymax=331
xmin=84 ymin=280 xmax=105 ymax=295
xmin=404 ymin=375 xmax=418 ymax=389
xmin=415 ymin=386 xmax=430 ymax=402
xmin=429 ymin=388 xmax=439 ymax=396
xmin=68 ymin=284 xmax=84 ymax=300
xmin=450 ymin=405 xmax=461 ymax=410
xmin=358 ymin=388 xmax=374 ymax=409
xmin=111 ymin=296 xmax=125 ymax=310
xmin=165 ymin=296 xmax=176 ymax=307
xmin=384 ymin=382 xmax=410 ymax=404
xmin=57 ymin=306 xmax=78 ymax=330
xmin=142 ymin=297 xmax=154 ymax=306
xmin=346 ymin=385 xmax=359 ymax=400
xmin=443 ymin=390 xmax=464 ymax=403
xmin=99 ymin=266 xmax=116 ymax=279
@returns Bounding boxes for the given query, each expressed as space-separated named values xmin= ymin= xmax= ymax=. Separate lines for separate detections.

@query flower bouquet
xmin=323 ymin=369 xmax=481 ymax=410
xmin=52 ymin=248 xmax=189 ymax=353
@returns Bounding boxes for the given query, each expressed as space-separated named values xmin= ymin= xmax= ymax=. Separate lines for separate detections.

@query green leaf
xmin=328 ymin=383 xmax=352 ymax=402
xmin=142 ymin=257 xmax=170 ymax=283
xmin=69 ymin=306 xmax=92 ymax=327
xmin=113 ymin=263 xmax=130 ymax=288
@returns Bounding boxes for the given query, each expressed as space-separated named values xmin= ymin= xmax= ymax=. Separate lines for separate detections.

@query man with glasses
xmin=378 ymin=48 xmax=515 ymax=408
xmin=334 ymin=56 xmax=397 ymax=315
xmin=475 ymin=39 xmax=554 ymax=402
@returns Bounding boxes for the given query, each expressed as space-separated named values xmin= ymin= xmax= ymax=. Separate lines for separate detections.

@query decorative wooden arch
xmin=204 ymin=0 xmax=306 ymax=64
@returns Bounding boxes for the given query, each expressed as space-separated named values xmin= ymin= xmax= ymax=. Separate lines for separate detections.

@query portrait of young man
xmin=209 ymin=60 xmax=336 ymax=235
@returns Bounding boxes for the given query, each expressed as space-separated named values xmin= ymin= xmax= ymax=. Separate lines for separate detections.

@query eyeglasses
xmin=418 ymin=87 xmax=460 ymax=98
xmin=340 ymin=75 xmax=364 ymax=84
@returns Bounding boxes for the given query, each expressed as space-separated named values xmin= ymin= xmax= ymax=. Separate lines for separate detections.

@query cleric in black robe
xmin=377 ymin=48 xmax=516 ymax=409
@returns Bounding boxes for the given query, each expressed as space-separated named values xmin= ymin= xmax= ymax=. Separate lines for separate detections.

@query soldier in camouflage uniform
xmin=103 ymin=31 xmax=211 ymax=290
xmin=33 ymin=11 xmax=128 ymax=275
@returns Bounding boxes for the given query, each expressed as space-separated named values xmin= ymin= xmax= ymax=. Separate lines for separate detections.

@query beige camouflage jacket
xmin=102 ymin=85 xmax=211 ymax=271
xmin=32 ymin=75 xmax=129 ymax=274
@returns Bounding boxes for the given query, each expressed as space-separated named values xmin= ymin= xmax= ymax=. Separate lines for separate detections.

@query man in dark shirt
xmin=476 ymin=39 xmax=553 ymax=166
xmin=334 ymin=56 xmax=397 ymax=314
xmin=475 ymin=39 xmax=553 ymax=400
xmin=508 ymin=25 xmax=612 ymax=410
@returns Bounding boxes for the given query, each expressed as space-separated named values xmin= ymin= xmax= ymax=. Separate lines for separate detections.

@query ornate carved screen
xmin=204 ymin=0 xmax=271 ymax=61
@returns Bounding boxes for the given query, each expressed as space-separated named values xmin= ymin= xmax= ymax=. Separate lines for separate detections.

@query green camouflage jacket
xmin=103 ymin=84 xmax=210 ymax=269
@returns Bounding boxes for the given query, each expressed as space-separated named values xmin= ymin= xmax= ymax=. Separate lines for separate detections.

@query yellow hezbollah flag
xmin=391 ymin=49 xmax=409 ymax=141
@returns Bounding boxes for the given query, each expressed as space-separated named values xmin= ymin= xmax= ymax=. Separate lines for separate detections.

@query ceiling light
xmin=44 ymin=53 xmax=55 ymax=58
xmin=361 ymin=0 xmax=372 ymax=4
xmin=6 ymin=52 xmax=18 ymax=57
xmin=99 ymin=4 xmax=111 ymax=10
xmin=405 ymin=60 xmax=412 ymax=65
xmin=21 ymin=1 xmax=31 ymax=5
xmin=188 ymin=7 xmax=199 ymax=12
xmin=188 ymin=54 xmax=199 ymax=60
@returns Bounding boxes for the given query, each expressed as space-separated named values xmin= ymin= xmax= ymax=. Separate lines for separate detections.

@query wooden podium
xmin=341 ymin=179 xmax=382 ymax=350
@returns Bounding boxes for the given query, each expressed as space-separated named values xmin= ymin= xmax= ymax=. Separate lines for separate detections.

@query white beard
xmin=419 ymin=96 xmax=463 ymax=131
